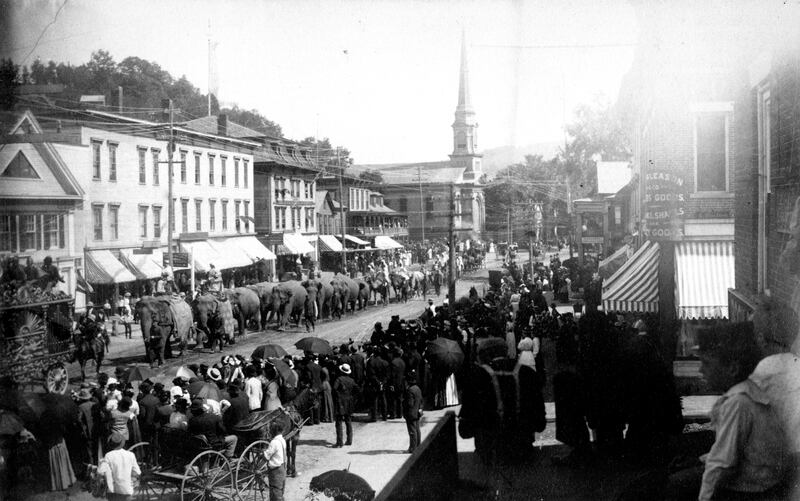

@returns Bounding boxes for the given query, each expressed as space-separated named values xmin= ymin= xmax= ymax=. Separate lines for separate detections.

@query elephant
xmin=247 ymin=281 xmax=277 ymax=330
xmin=316 ymin=280 xmax=334 ymax=319
xmin=193 ymin=293 xmax=236 ymax=352
xmin=300 ymin=278 xmax=320 ymax=332
xmin=389 ymin=273 xmax=410 ymax=303
xmin=365 ymin=271 xmax=390 ymax=306
xmin=271 ymin=280 xmax=308 ymax=331
xmin=331 ymin=274 xmax=359 ymax=315
xmin=136 ymin=296 xmax=193 ymax=367
xmin=224 ymin=287 xmax=262 ymax=337
xmin=409 ymin=270 xmax=428 ymax=297
xmin=354 ymin=278 xmax=371 ymax=310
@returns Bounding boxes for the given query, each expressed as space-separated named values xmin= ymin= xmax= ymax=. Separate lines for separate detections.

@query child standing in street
xmin=263 ymin=421 xmax=286 ymax=501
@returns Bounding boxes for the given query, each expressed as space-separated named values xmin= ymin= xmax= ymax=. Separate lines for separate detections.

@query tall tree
xmin=0 ymin=59 xmax=19 ymax=110
xmin=220 ymin=105 xmax=282 ymax=137
xmin=298 ymin=136 xmax=352 ymax=167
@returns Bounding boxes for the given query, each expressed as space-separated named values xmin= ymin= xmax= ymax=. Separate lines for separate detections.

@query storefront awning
xmin=181 ymin=241 xmax=220 ymax=273
xmin=598 ymin=244 xmax=631 ymax=279
xmin=220 ymin=236 xmax=276 ymax=261
xmin=373 ymin=235 xmax=404 ymax=250
xmin=275 ymin=233 xmax=316 ymax=256
xmin=85 ymin=249 xmax=137 ymax=284
xmin=602 ymin=240 xmax=660 ymax=313
xmin=119 ymin=248 xmax=164 ymax=280
xmin=318 ymin=234 xmax=344 ymax=253
xmin=341 ymin=234 xmax=369 ymax=246
xmin=675 ymin=241 xmax=734 ymax=319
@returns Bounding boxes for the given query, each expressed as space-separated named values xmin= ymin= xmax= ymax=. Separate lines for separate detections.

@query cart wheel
xmin=45 ymin=363 xmax=68 ymax=394
xmin=235 ymin=440 xmax=270 ymax=501
xmin=181 ymin=450 xmax=234 ymax=501
xmin=127 ymin=442 xmax=163 ymax=501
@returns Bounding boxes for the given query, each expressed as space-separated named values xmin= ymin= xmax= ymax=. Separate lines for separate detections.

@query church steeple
xmin=451 ymin=30 xmax=481 ymax=179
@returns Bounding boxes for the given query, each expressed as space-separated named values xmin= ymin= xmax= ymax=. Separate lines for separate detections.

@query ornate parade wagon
xmin=0 ymin=295 xmax=74 ymax=394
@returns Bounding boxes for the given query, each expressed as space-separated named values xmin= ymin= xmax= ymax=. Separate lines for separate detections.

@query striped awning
xmin=602 ymin=240 xmax=660 ymax=313
xmin=119 ymin=248 xmax=164 ymax=280
xmin=181 ymin=241 xmax=221 ymax=273
xmin=85 ymin=249 xmax=137 ymax=284
xmin=318 ymin=234 xmax=344 ymax=253
xmin=220 ymin=236 xmax=276 ymax=261
xmin=275 ymin=233 xmax=316 ymax=256
xmin=373 ymin=235 xmax=404 ymax=250
xmin=675 ymin=241 xmax=734 ymax=319
xmin=598 ymin=244 xmax=630 ymax=279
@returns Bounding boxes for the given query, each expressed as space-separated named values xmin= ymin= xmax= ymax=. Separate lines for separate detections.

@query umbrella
xmin=294 ymin=337 xmax=332 ymax=355
xmin=124 ymin=366 xmax=155 ymax=382
xmin=266 ymin=358 xmax=293 ymax=381
xmin=426 ymin=337 xmax=464 ymax=375
xmin=195 ymin=382 xmax=221 ymax=401
xmin=252 ymin=344 xmax=288 ymax=360
xmin=310 ymin=469 xmax=375 ymax=501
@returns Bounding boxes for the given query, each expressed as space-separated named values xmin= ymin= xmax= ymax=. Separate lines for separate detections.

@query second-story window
xmin=220 ymin=157 xmax=227 ymax=186
xmin=108 ymin=143 xmax=117 ymax=181
xmin=109 ymin=205 xmax=119 ymax=240
xmin=138 ymin=206 xmax=148 ymax=238
xmin=153 ymin=206 xmax=161 ymax=238
xmin=194 ymin=153 xmax=201 ymax=185
xmin=693 ymin=104 xmax=732 ymax=193
xmin=234 ymin=201 xmax=241 ymax=232
xmin=275 ymin=207 xmax=286 ymax=230
xmin=181 ymin=199 xmax=188 ymax=233
xmin=93 ymin=205 xmax=103 ymax=240
xmin=152 ymin=149 xmax=160 ymax=185
xmin=208 ymin=155 xmax=215 ymax=185
xmin=221 ymin=200 xmax=228 ymax=230
xmin=243 ymin=159 xmax=249 ymax=188
xmin=244 ymin=201 xmax=250 ymax=232
xmin=92 ymin=140 xmax=101 ymax=180
xmin=195 ymin=200 xmax=202 ymax=231
xmin=234 ymin=158 xmax=240 ymax=187
xmin=209 ymin=199 xmax=216 ymax=231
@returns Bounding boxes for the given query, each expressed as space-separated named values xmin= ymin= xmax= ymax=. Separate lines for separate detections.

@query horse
xmin=365 ymin=272 xmax=390 ymax=306
xmin=70 ymin=321 xmax=108 ymax=380
xmin=389 ymin=273 xmax=410 ymax=303
xmin=409 ymin=270 xmax=427 ymax=298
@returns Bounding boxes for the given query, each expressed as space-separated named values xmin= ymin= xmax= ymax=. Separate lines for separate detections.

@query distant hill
xmin=481 ymin=142 xmax=561 ymax=180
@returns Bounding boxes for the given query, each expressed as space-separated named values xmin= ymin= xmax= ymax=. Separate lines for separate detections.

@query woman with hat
xmin=332 ymin=364 xmax=358 ymax=448
xmin=96 ymin=431 xmax=140 ymax=500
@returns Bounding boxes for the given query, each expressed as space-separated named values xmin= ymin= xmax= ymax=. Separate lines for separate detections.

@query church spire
xmin=452 ymin=29 xmax=479 ymax=158
xmin=456 ymin=29 xmax=473 ymax=115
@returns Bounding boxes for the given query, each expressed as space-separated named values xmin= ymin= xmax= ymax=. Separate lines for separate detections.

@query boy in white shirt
xmin=263 ymin=421 xmax=287 ymax=501
xmin=97 ymin=432 xmax=140 ymax=501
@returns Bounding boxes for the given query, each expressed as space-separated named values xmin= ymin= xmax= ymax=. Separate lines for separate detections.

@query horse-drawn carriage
xmin=0 ymin=296 xmax=74 ymax=394
xmin=128 ymin=406 xmax=305 ymax=500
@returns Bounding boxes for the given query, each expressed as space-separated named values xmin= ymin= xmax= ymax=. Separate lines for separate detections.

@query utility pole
xmin=417 ymin=165 xmax=425 ymax=242
xmin=448 ymin=183 xmax=456 ymax=310
xmin=166 ymin=99 xmax=175 ymax=272
xmin=337 ymin=148 xmax=347 ymax=273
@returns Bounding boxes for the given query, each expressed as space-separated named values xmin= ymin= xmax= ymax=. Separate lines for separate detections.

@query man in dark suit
xmin=365 ymin=346 xmax=389 ymax=422
xmin=349 ymin=345 xmax=366 ymax=388
xmin=223 ymin=384 xmax=250 ymax=431
xmin=137 ymin=381 xmax=160 ymax=443
xmin=403 ymin=371 xmax=424 ymax=453
xmin=187 ymin=398 xmax=238 ymax=458
xmin=333 ymin=364 xmax=358 ymax=447
xmin=387 ymin=348 xmax=406 ymax=419
xmin=304 ymin=354 xmax=323 ymax=425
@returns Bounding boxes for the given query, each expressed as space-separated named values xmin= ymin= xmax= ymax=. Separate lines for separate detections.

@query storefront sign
xmin=643 ymin=170 xmax=686 ymax=240
xmin=164 ymin=252 xmax=189 ymax=268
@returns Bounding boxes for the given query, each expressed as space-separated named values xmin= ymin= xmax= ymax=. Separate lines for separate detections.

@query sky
xmin=2 ymin=0 xmax=639 ymax=164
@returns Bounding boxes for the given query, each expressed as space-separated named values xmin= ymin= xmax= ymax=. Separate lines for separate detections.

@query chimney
xmin=218 ymin=114 xmax=228 ymax=136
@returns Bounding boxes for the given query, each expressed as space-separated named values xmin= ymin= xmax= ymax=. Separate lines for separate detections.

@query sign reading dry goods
xmin=643 ymin=171 xmax=686 ymax=240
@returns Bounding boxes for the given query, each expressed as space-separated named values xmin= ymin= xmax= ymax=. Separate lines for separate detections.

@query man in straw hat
xmin=187 ymin=398 xmax=238 ymax=458
xmin=97 ymin=431 xmax=141 ymax=500
xmin=332 ymin=364 xmax=358 ymax=447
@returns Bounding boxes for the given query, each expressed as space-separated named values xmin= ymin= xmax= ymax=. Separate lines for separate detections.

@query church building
xmin=354 ymin=33 xmax=486 ymax=241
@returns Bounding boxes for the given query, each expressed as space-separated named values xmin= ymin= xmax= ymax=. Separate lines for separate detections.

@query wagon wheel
xmin=181 ymin=450 xmax=234 ymax=501
xmin=235 ymin=440 xmax=270 ymax=501
xmin=127 ymin=442 xmax=164 ymax=501
xmin=45 ymin=362 xmax=68 ymax=394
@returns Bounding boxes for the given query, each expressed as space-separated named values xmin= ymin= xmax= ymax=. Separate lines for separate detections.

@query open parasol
xmin=310 ymin=469 xmax=375 ymax=501
xmin=252 ymin=344 xmax=289 ymax=360
xmin=265 ymin=358 xmax=293 ymax=381
xmin=426 ymin=337 xmax=464 ymax=375
xmin=124 ymin=366 xmax=156 ymax=382
xmin=195 ymin=382 xmax=222 ymax=401
xmin=294 ymin=336 xmax=332 ymax=355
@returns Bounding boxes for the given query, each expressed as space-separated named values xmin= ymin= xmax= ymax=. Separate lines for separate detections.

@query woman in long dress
xmin=39 ymin=393 xmax=78 ymax=491
xmin=319 ymin=369 xmax=334 ymax=422
xmin=263 ymin=366 xmax=283 ymax=413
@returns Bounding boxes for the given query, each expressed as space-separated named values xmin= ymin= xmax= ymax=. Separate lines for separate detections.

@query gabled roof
xmin=315 ymin=190 xmax=334 ymax=214
xmin=0 ymin=110 xmax=84 ymax=199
